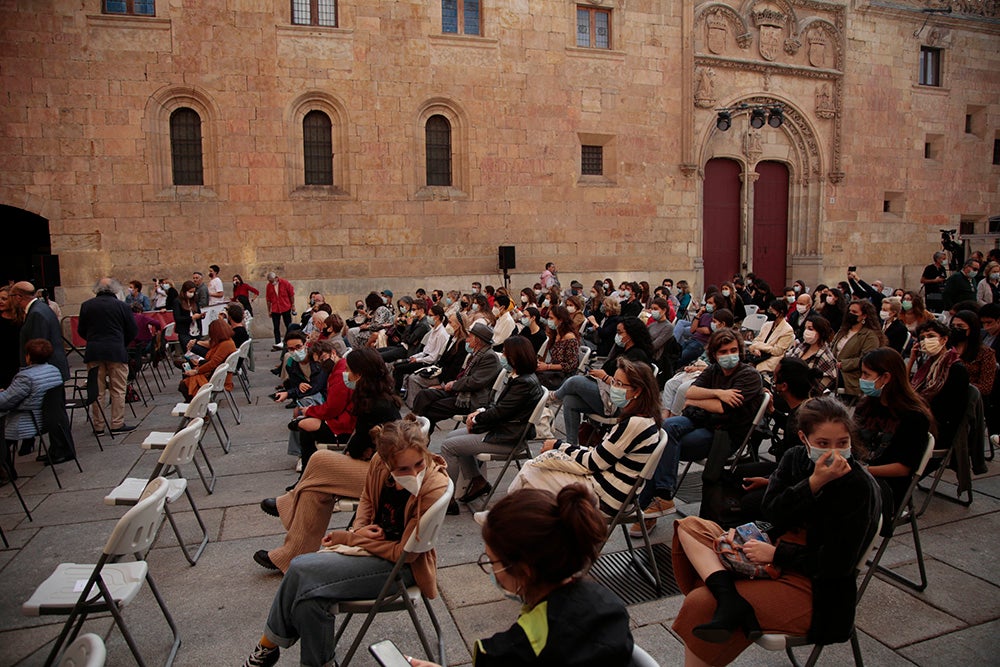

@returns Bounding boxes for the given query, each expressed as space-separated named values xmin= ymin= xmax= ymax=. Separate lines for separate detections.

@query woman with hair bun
xmin=410 ymin=485 xmax=634 ymax=667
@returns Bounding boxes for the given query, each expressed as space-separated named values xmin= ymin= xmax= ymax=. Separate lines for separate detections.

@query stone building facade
xmin=1 ymin=0 xmax=998 ymax=313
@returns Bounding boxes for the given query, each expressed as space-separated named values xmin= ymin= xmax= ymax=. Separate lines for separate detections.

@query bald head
xmin=11 ymin=281 xmax=35 ymax=298
xmin=797 ymin=293 xmax=812 ymax=308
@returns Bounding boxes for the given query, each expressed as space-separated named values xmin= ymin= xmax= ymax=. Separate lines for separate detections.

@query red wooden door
xmin=702 ymin=158 xmax=742 ymax=288
xmin=753 ymin=161 xmax=789 ymax=290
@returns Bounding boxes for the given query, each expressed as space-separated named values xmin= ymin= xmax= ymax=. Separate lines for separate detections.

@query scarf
xmin=911 ymin=347 xmax=960 ymax=401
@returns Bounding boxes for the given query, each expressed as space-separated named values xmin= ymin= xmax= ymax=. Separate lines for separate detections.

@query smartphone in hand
xmin=369 ymin=640 xmax=411 ymax=667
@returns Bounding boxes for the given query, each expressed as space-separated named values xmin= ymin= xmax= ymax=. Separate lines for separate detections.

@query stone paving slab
xmin=899 ymin=618 xmax=1000 ymax=666
xmin=885 ymin=558 xmax=1000 ymax=626
xmin=856 ymin=577 xmax=967 ymax=649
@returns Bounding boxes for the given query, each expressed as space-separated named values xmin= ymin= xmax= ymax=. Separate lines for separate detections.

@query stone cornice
xmin=861 ymin=1 xmax=1000 ymax=32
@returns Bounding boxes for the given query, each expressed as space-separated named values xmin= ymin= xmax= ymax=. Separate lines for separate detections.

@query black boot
xmin=692 ymin=571 xmax=762 ymax=643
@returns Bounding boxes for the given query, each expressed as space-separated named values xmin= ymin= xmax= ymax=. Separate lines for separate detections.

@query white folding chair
xmin=536 ymin=337 xmax=549 ymax=361
xmin=106 ymin=419 xmax=209 ymax=566
xmin=754 ymin=515 xmax=883 ymax=667
xmin=202 ymin=363 xmax=233 ymax=450
xmin=858 ymin=434 xmax=935 ymax=596
xmin=631 ymin=644 xmax=660 ymax=667
xmin=220 ymin=349 xmax=242 ymax=423
xmin=144 ymin=383 xmax=218 ymax=493
xmin=743 ymin=304 xmax=760 ymax=317
xmin=595 ymin=428 xmax=669 ymax=593
xmin=334 ymin=479 xmax=455 ymax=666
xmin=235 ymin=339 xmax=253 ymax=403
xmin=22 ymin=478 xmax=180 ymax=667
xmin=58 ymin=633 xmax=106 ymax=667
xmin=475 ymin=388 xmax=550 ymax=507
xmin=740 ymin=313 xmax=769 ymax=336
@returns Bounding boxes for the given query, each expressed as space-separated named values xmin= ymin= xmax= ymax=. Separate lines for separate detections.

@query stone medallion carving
xmin=808 ymin=30 xmax=827 ymax=68
xmin=743 ymin=129 xmax=763 ymax=164
xmin=695 ymin=68 xmax=717 ymax=108
xmin=753 ymin=7 xmax=786 ymax=62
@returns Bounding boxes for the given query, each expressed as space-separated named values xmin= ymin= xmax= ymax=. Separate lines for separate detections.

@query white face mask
xmin=721 ymin=289 xmax=731 ymax=298
xmin=802 ymin=329 xmax=819 ymax=345
xmin=796 ymin=304 xmax=808 ymax=314
xmin=492 ymin=306 xmax=501 ymax=317
xmin=394 ymin=467 xmax=425 ymax=496
xmin=566 ymin=305 xmax=577 ymax=313
xmin=825 ymin=296 xmax=835 ymax=306
xmin=521 ymin=295 xmax=528 ymax=304
xmin=880 ymin=310 xmax=891 ymax=321
xmin=445 ymin=323 xmax=455 ymax=336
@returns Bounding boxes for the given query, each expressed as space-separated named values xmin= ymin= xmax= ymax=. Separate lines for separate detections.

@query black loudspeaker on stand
xmin=498 ymin=246 xmax=516 ymax=291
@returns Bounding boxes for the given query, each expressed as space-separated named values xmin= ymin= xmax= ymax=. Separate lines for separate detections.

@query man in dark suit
xmin=11 ymin=281 xmax=69 ymax=381
xmin=78 ymin=278 xmax=138 ymax=433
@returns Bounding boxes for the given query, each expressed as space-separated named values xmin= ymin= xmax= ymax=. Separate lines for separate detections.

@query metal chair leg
xmin=163 ymin=490 xmax=209 ymax=566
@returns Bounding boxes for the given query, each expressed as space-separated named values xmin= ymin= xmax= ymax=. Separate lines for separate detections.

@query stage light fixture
xmin=768 ymin=106 xmax=784 ymax=128
xmin=716 ymin=111 xmax=732 ymax=132
xmin=750 ymin=108 xmax=766 ymax=129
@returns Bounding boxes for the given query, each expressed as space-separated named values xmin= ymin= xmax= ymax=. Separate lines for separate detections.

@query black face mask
xmin=846 ymin=313 xmax=860 ymax=326
xmin=771 ymin=390 xmax=792 ymax=415
xmin=948 ymin=327 xmax=968 ymax=344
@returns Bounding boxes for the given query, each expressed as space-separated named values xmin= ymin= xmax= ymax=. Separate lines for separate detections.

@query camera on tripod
xmin=940 ymin=229 xmax=964 ymax=271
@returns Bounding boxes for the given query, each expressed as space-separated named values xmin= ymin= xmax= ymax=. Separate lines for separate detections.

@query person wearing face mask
xmin=942 ymin=258 xmax=980 ymax=310
xmin=564 ymin=294 xmax=585 ymax=332
xmin=179 ymin=318 xmax=236 ymax=401
xmin=878 ymin=297 xmax=908 ymax=353
xmin=745 ymin=299 xmax=795 ymax=376
xmin=845 ymin=270 xmax=885 ymax=309
xmin=172 ymin=279 xmax=205 ymax=354
xmin=718 ymin=282 xmax=747 ymax=321
xmin=784 ymin=314 xmax=838 ymax=392
xmin=380 ymin=299 xmax=430 ymax=363
xmin=440 ymin=336 xmax=544 ymax=513
xmin=411 ymin=321 xmax=501 ymax=432
xmin=124 ymin=280 xmax=151 ymax=312
xmin=977 ymin=260 xmax=1000 ymax=306
xmin=831 ymin=299 xmax=885 ymax=399
xmin=518 ymin=287 xmax=538 ymax=314
xmin=817 ymin=288 xmax=845 ymax=331
xmin=265 ymin=271 xmax=296 ymax=350
xmin=557 ymin=317 xmax=654 ymax=444
xmin=468 ymin=292 xmax=492 ymax=325
xmin=515 ymin=306 xmax=548 ymax=353
xmin=490 ymin=294 xmax=517 ymax=348
xmin=347 ymin=292 xmax=394 ymax=349
xmin=899 ymin=291 xmax=933 ymax=334
xmin=948 ymin=310 xmax=995 ymax=401
xmin=855 ymin=348 xmax=935 ymax=522
xmin=586 ymin=296 xmax=622 ymax=357
xmin=907 ymin=320 xmax=969 ymax=461
xmin=506 ymin=359 xmax=661 ymax=520
xmin=619 ymin=281 xmax=643 ymax=319
xmin=536 ymin=305 xmax=580 ymax=390
xmin=646 ymin=297 xmax=676 ymax=360
xmin=636 ymin=328 xmax=763 ymax=535
xmin=244 ymin=419 xmax=450 ymax=667
xmin=406 ymin=486 xmax=632 ymax=667
xmin=786 ymin=293 xmax=813 ymax=341
xmin=391 ymin=304 xmax=450 ymax=393
xmin=679 ymin=293 xmax=721 ymax=366
xmin=662 ymin=309 xmax=735 ymax=419
xmin=670 ymin=396 xmax=881 ymax=667
xmin=403 ymin=313 xmax=471 ymax=408
xmin=274 ymin=335 xmax=326 ymax=407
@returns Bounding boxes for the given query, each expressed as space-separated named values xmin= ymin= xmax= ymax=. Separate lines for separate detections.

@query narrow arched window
xmin=425 ymin=115 xmax=452 ymax=187
xmin=303 ymin=110 xmax=333 ymax=185
xmin=169 ymin=108 xmax=204 ymax=186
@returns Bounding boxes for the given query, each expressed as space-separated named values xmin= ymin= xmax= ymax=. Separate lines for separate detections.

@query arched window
xmin=303 ymin=110 xmax=333 ymax=185
xmin=169 ymin=108 xmax=204 ymax=186
xmin=425 ymin=114 xmax=452 ymax=187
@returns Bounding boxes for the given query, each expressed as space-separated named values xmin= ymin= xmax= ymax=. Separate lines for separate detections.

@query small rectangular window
xmin=442 ymin=0 xmax=481 ymax=35
xmin=993 ymin=138 xmax=1000 ymax=166
xmin=581 ymin=145 xmax=604 ymax=176
xmin=576 ymin=6 xmax=611 ymax=49
xmin=965 ymin=115 xmax=973 ymax=134
xmin=919 ymin=46 xmax=941 ymax=87
xmin=103 ymin=0 xmax=155 ymax=16
xmin=292 ymin=0 xmax=337 ymax=27
xmin=883 ymin=200 xmax=891 ymax=213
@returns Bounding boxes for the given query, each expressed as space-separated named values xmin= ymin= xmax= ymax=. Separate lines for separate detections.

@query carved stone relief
xmin=815 ymin=84 xmax=835 ymax=119
xmin=707 ymin=12 xmax=728 ymax=54
xmin=753 ymin=7 xmax=786 ymax=61
xmin=694 ymin=68 xmax=717 ymax=108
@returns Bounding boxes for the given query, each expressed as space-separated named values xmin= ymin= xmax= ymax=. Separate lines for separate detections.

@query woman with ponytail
xmin=410 ymin=485 xmax=634 ymax=667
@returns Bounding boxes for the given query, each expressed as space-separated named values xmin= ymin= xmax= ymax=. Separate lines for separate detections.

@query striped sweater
xmin=556 ymin=415 xmax=660 ymax=516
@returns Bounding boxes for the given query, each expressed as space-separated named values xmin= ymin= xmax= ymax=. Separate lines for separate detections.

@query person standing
xmin=266 ymin=271 xmax=296 ymax=350
xmin=191 ymin=271 xmax=209 ymax=309
xmin=539 ymin=262 xmax=560 ymax=290
xmin=942 ymin=258 xmax=980 ymax=310
xmin=207 ymin=264 xmax=227 ymax=306
xmin=920 ymin=251 xmax=948 ymax=312
xmin=78 ymin=278 xmax=139 ymax=433
xmin=232 ymin=274 xmax=259 ymax=315
xmin=10 ymin=281 xmax=69 ymax=381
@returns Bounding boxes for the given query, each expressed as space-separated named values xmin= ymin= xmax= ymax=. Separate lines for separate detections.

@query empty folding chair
xmin=754 ymin=516 xmax=883 ymax=667
xmin=64 ymin=366 xmax=113 ymax=450
xmin=858 ymin=434 xmax=935 ymax=595
xmin=201 ymin=363 xmax=233 ymax=451
xmin=219 ymin=349 xmax=242 ymax=423
xmin=22 ymin=477 xmax=180 ymax=667
xmin=593 ymin=429 xmax=668 ymax=593
xmin=234 ymin=339 xmax=253 ymax=403
xmin=106 ymin=418 xmax=209 ymax=566
xmin=334 ymin=479 xmax=455 ymax=667
xmin=740 ymin=313 xmax=769 ymax=337
xmin=143 ymin=383 xmax=217 ymax=493
xmin=742 ymin=304 xmax=759 ymax=317
xmin=58 ymin=633 xmax=106 ymax=667
xmin=475 ymin=388 xmax=550 ymax=508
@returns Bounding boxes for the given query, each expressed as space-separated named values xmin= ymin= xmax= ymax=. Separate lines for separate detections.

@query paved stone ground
xmin=1 ymin=348 xmax=998 ymax=666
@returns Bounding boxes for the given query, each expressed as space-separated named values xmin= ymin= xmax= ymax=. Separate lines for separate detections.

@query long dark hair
xmin=179 ymin=280 xmax=198 ymax=312
xmin=345 ymin=348 xmax=401 ymax=415
xmin=619 ymin=316 xmax=654 ymax=358
xmin=951 ymin=310 xmax=983 ymax=361
xmin=548 ymin=305 xmax=575 ymax=341
xmin=858 ymin=347 xmax=936 ymax=435
xmin=483 ymin=485 xmax=606 ymax=591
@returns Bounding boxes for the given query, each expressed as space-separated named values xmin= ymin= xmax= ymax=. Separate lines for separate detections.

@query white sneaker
xmin=295 ymin=457 xmax=302 ymax=473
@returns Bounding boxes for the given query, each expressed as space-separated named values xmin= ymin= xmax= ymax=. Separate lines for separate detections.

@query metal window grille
xmin=303 ymin=110 xmax=333 ymax=186
xmin=103 ymin=0 xmax=154 ymax=16
xmin=919 ymin=47 xmax=941 ymax=87
xmin=292 ymin=0 xmax=337 ymax=27
xmin=170 ymin=108 xmax=204 ymax=186
xmin=577 ymin=6 xmax=611 ymax=49
xmin=581 ymin=145 xmax=603 ymax=176
xmin=425 ymin=115 xmax=452 ymax=187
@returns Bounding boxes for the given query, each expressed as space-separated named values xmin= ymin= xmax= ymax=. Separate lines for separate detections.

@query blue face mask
xmin=609 ymin=385 xmax=631 ymax=408
xmin=342 ymin=371 xmax=356 ymax=390
xmin=289 ymin=348 xmax=307 ymax=363
xmin=805 ymin=438 xmax=852 ymax=465
xmin=705 ymin=304 xmax=715 ymax=313
xmin=499 ymin=355 xmax=512 ymax=373
xmin=489 ymin=571 xmax=522 ymax=603
xmin=614 ymin=333 xmax=625 ymax=347
xmin=717 ymin=353 xmax=740 ymax=370
xmin=520 ymin=316 xmax=530 ymax=327
xmin=471 ymin=303 xmax=480 ymax=312
xmin=858 ymin=378 xmax=882 ymax=397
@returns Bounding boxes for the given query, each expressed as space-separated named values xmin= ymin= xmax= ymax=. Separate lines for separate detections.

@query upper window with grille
xmin=103 ymin=0 xmax=155 ymax=16
xmin=576 ymin=5 xmax=611 ymax=49
xmin=292 ymin=0 xmax=337 ymax=27
xmin=425 ymin=115 xmax=452 ymax=187
xmin=919 ymin=46 xmax=942 ymax=87
xmin=442 ymin=0 xmax=481 ymax=35
xmin=170 ymin=108 xmax=204 ymax=186
xmin=581 ymin=145 xmax=604 ymax=176
xmin=303 ymin=110 xmax=334 ymax=186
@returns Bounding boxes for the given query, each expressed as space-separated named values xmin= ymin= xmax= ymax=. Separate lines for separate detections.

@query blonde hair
xmin=602 ymin=296 xmax=621 ymax=316
xmin=371 ymin=416 xmax=429 ymax=468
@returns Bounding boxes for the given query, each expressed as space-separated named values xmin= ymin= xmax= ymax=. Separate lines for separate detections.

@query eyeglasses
xmin=609 ymin=378 xmax=632 ymax=389
xmin=477 ymin=553 xmax=508 ymax=576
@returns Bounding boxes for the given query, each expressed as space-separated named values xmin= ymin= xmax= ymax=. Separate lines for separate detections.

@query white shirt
xmin=208 ymin=276 xmax=226 ymax=306
xmin=493 ymin=312 xmax=517 ymax=346
xmin=411 ymin=323 xmax=450 ymax=364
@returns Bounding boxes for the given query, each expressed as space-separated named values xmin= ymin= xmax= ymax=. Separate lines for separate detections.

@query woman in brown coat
xmin=179 ymin=318 xmax=235 ymax=401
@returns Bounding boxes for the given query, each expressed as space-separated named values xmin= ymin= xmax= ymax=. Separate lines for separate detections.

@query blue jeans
xmin=638 ymin=416 xmax=715 ymax=509
xmin=264 ymin=551 xmax=414 ymax=667
xmin=679 ymin=338 xmax=705 ymax=366
xmin=556 ymin=375 xmax=606 ymax=445
xmin=674 ymin=319 xmax=692 ymax=344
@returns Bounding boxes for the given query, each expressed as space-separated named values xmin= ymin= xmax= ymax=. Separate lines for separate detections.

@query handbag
xmin=416 ymin=365 xmax=441 ymax=379
xmin=714 ymin=522 xmax=779 ymax=579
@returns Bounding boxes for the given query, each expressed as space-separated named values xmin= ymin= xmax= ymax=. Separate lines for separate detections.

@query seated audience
xmin=0 ymin=339 xmax=64 ymax=480
xmin=745 ymin=299 xmax=795 ymax=376
xmin=832 ymin=299 xmax=884 ymax=399
xmin=242 ymin=420 xmax=450 ymax=667
xmin=784 ymin=314 xmax=838 ymax=392
xmin=661 ymin=309 xmax=735 ymax=418
xmin=671 ymin=396 xmax=881 ymax=666
xmin=274 ymin=339 xmax=335 ymax=407
xmin=178 ymin=319 xmax=236 ymax=401
xmin=348 ymin=291 xmax=394 ymax=349
xmin=978 ymin=261 xmax=1000 ymax=306
xmin=391 ymin=304 xmax=450 ymax=392
xmin=786 ymin=293 xmax=813 ymax=341
xmin=403 ymin=313 xmax=470 ymax=409
xmin=492 ymin=294 xmax=517 ymax=348
xmin=586 ymin=296 xmax=622 ymax=356
xmin=679 ymin=292 xmax=721 ymax=366
xmin=125 ymin=280 xmax=151 ymax=312
xmin=441 ymin=336 xmax=544 ymax=513
xmin=515 ymin=306 xmax=547 ymax=354
xmin=900 ymin=292 xmax=933 ymax=333
xmin=908 ymin=320 xmax=969 ymax=454
xmin=379 ymin=300 xmax=430 ymax=363
xmin=818 ymin=287 xmax=846 ymax=332
xmin=129 ymin=302 xmax=163 ymax=356
xmin=948 ymin=310 xmax=996 ymax=399
xmin=536 ymin=305 xmax=580 ymax=390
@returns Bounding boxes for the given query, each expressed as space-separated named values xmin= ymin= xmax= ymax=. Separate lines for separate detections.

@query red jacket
xmin=266 ymin=278 xmax=295 ymax=314
xmin=304 ymin=357 xmax=355 ymax=435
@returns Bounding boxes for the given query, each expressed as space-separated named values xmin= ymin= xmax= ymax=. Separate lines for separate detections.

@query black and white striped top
xmin=556 ymin=416 xmax=660 ymax=517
